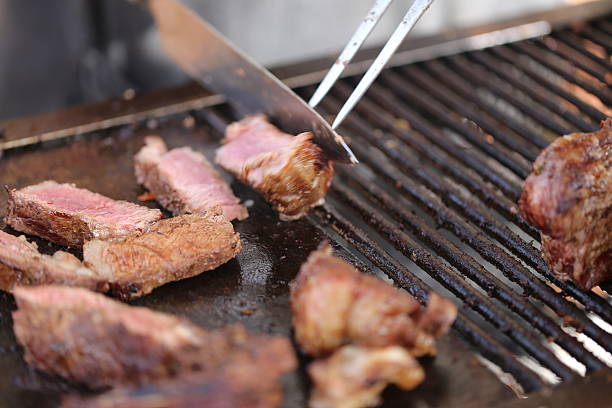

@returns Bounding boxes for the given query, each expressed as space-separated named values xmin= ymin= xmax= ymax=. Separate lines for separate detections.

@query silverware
xmin=309 ymin=0 xmax=434 ymax=129
xmin=146 ymin=0 xmax=357 ymax=164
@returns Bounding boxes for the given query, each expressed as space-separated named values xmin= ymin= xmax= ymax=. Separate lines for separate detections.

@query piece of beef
xmin=308 ymin=346 xmax=425 ymax=408
xmin=62 ymin=370 xmax=283 ymax=408
xmin=83 ymin=208 xmax=241 ymax=299
xmin=215 ymin=115 xmax=334 ymax=221
xmin=13 ymin=286 xmax=296 ymax=391
xmin=519 ymin=119 xmax=612 ymax=290
xmin=0 ymin=230 xmax=107 ymax=292
xmin=5 ymin=181 xmax=162 ymax=247
xmin=134 ymin=136 xmax=248 ymax=221
xmin=290 ymin=243 xmax=457 ymax=357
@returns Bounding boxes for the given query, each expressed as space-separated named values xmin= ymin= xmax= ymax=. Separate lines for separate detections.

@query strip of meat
xmin=62 ymin=371 xmax=283 ymax=408
xmin=83 ymin=208 xmax=241 ymax=300
xmin=0 ymin=230 xmax=107 ymax=292
xmin=215 ymin=115 xmax=334 ymax=221
xmin=519 ymin=119 xmax=612 ymax=290
xmin=134 ymin=136 xmax=248 ymax=221
xmin=308 ymin=346 xmax=425 ymax=408
xmin=13 ymin=286 xmax=296 ymax=391
xmin=290 ymin=243 xmax=457 ymax=357
xmin=5 ymin=181 xmax=162 ymax=247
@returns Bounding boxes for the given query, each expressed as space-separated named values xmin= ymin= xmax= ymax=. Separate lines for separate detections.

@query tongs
xmin=310 ymin=0 xmax=434 ymax=129
xmin=144 ymin=0 xmax=431 ymax=164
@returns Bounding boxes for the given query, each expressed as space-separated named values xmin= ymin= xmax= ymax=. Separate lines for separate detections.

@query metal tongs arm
xmin=309 ymin=0 xmax=434 ymax=129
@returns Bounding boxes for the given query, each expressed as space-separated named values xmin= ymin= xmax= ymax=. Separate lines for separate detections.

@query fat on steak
xmin=308 ymin=346 xmax=425 ymax=408
xmin=5 ymin=181 xmax=162 ymax=247
xmin=13 ymin=286 xmax=296 ymax=391
xmin=519 ymin=119 xmax=611 ymax=290
xmin=83 ymin=208 xmax=241 ymax=299
xmin=215 ymin=115 xmax=334 ymax=221
xmin=290 ymin=243 xmax=457 ymax=357
xmin=134 ymin=136 xmax=248 ymax=221
xmin=0 ymin=230 xmax=107 ymax=292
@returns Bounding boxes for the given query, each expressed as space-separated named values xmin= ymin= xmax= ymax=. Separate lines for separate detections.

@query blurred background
xmin=0 ymin=0 xmax=592 ymax=120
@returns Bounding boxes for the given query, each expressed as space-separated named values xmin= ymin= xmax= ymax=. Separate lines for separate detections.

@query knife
xmin=145 ymin=0 xmax=358 ymax=164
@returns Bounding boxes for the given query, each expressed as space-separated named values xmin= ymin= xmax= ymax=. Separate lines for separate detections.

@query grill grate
xmin=203 ymin=15 xmax=612 ymax=394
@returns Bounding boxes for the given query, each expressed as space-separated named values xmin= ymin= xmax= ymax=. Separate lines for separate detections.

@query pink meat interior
xmin=216 ymin=115 xmax=293 ymax=175
xmin=20 ymin=182 xmax=160 ymax=227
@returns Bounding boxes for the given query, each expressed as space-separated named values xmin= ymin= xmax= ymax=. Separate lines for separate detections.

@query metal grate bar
xmin=423 ymin=58 xmax=559 ymax=146
xmin=308 ymin=83 xmax=538 ymax=238
xmin=483 ymin=46 xmax=608 ymax=123
xmin=578 ymin=25 xmax=612 ymax=52
xmin=552 ymin=31 xmax=612 ymax=71
xmin=317 ymin=95 xmax=612 ymax=346
xmin=397 ymin=64 xmax=543 ymax=158
xmin=327 ymin=183 xmax=579 ymax=381
xmin=372 ymin=72 xmax=530 ymax=183
xmin=313 ymin=86 xmax=612 ymax=321
xmin=510 ymin=41 xmax=612 ymax=106
xmin=442 ymin=55 xmax=576 ymax=135
xmin=537 ymin=37 xmax=609 ymax=83
xmin=309 ymin=205 xmax=546 ymax=392
xmin=331 ymin=175 xmax=606 ymax=372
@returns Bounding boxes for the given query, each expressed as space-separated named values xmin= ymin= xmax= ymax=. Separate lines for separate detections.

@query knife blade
xmin=146 ymin=0 xmax=357 ymax=164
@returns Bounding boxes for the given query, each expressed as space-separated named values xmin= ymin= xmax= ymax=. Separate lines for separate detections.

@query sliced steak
xmin=13 ymin=286 xmax=296 ymax=391
xmin=134 ymin=136 xmax=247 ymax=221
xmin=62 ymin=370 xmax=284 ymax=408
xmin=83 ymin=208 xmax=241 ymax=299
xmin=215 ymin=115 xmax=334 ymax=221
xmin=0 ymin=230 xmax=107 ymax=292
xmin=290 ymin=243 xmax=457 ymax=357
xmin=519 ymin=119 xmax=612 ymax=289
xmin=308 ymin=346 xmax=425 ymax=408
xmin=5 ymin=181 xmax=162 ymax=247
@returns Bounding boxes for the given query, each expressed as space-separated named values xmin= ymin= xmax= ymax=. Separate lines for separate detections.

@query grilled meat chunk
xmin=308 ymin=346 xmax=425 ymax=408
xmin=5 ymin=181 xmax=161 ymax=247
xmin=134 ymin=136 xmax=247 ymax=221
xmin=13 ymin=286 xmax=296 ymax=391
xmin=62 ymin=370 xmax=284 ymax=408
xmin=0 ymin=230 xmax=107 ymax=292
xmin=519 ymin=119 xmax=612 ymax=289
xmin=290 ymin=243 xmax=457 ymax=357
xmin=215 ymin=115 xmax=334 ymax=221
xmin=83 ymin=209 xmax=241 ymax=299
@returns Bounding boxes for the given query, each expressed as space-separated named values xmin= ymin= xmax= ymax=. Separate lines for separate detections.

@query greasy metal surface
xmin=0 ymin=116 xmax=513 ymax=407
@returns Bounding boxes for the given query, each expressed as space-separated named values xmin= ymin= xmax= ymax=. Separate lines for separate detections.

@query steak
xmin=215 ymin=115 xmax=334 ymax=221
xmin=134 ymin=136 xmax=248 ymax=221
xmin=290 ymin=243 xmax=457 ymax=357
xmin=62 ymin=370 xmax=284 ymax=408
xmin=83 ymin=208 xmax=241 ymax=299
xmin=0 ymin=230 xmax=107 ymax=292
xmin=5 ymin=181 xmax=162 ymax=247
xmin=519 ymin=119 xmax=612 ymax=289
xmin=13 ymin=286 xmax=296 ymax=391
xmin=308 ymin=346 xmax=425 ymax=408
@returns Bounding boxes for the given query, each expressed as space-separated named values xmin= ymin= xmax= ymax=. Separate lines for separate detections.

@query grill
xmin=0 ymin=3 xmax=611 ymax=407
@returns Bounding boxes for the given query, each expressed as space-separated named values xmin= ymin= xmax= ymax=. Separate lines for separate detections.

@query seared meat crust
xmin=13 ymin=286 xmax=296 ymax=392
xmin=216 ymin=115 xmax=334 ymax=221
xmin=5 ymin=181 xmax=161 ymax=247
xmin=308 ymin=346 xmax=425 ymax=408
xmin=83 ymin=209 xmax=241 ymax=300
xmin=0 ymin=230 xmax=107 ymax=292
xmin=290 ymin=243 xmax=457 ymax=357
xmin=62 ymin=371 xmax=283 ymax=408
xmin=519 ymin=119 xmax=612 ymax=289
